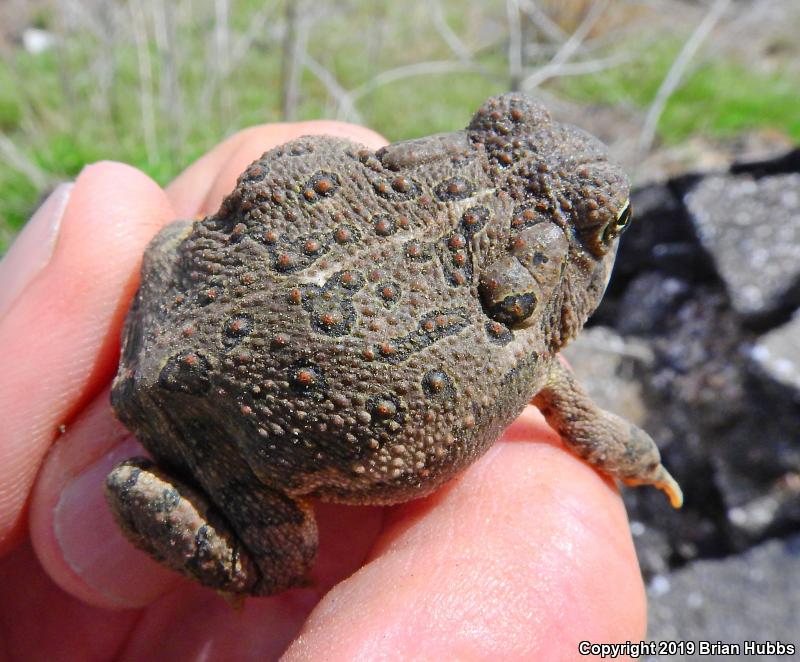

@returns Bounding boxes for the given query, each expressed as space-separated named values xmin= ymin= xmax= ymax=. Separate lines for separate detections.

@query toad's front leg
xmin=532 ymin=359 xmax=683 ymax=508
xmin=105 ymin=459 xmax=317 ymax=596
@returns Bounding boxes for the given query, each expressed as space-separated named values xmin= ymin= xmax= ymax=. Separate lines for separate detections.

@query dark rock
xmin=720 ymin=476 xmax=800 ymax=543
xmin=629 ymin=518 xmax=672 ymax=578
xmin=615 ymin=183 xmax=710 ymax=283
xmin=699 ymin=312 xmax=800 ymax=542
xmin=750 ymin=310 xmax=800 ymax=392
xmin=638 ymin=285 xmax=800 ymax=549
xmin=647 ymin=286 xmax=748 ymax=429
xmin=730 ymin=146 xmax=800 ymax=178
xmin=625 ymin=485 xmax=728 ymax=579
xmin=684 ymin=173 xmax=800 ymax=321
xmin=646 ymin=535 xmax=800 ymax=659
xmin=615 ymin=272 xmax=692 ymax=336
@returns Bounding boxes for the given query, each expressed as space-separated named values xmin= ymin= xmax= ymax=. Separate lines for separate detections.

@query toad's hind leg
xmin=105 ymin=458 xmax=317 ymax=596
xmin=532 ymin=360 xmax=683 ymax=508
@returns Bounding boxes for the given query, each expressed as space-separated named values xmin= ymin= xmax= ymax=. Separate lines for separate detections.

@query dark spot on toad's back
xmin=435 ymin=177 xmax=475 ymax=201
xmin=158 ymin=351 xmax=212 ymax=395
xmin=422 ymin=370 xmax=455 ymax=400
xmin=303 ymin=171 xmax=339 ymax=202
xmin=290 ymin=363 xmax=325 ymax=393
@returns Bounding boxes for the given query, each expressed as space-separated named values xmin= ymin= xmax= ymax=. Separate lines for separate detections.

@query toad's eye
xmin=602 ymin=201 xmax=632 ymax=243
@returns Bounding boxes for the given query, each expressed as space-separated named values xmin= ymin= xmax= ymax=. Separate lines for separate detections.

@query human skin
xmin=0 ymin=121 xmax=646 ymax=661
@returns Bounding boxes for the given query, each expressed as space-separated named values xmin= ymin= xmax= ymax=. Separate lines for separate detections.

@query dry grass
xmin=1 ymin=0 xmax=798 ymax=253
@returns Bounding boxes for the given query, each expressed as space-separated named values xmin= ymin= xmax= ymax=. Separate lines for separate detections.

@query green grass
xmin=554 ymin=40 xmax=800 ymax=144
xmin=663 ymin=64 xmax=800 ymax=142
xmin=1 ymin=8 xmax=799 ymax=255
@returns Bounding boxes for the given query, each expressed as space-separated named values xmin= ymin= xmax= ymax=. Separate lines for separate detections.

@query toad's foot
xmin=532 ymin=359 xmax=683 ymax=508
xmin=105 ymin=458 xmax=318 ymax=595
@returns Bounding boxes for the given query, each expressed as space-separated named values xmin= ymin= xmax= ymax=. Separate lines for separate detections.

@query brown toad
xmin=106 ymin=93 xmax=682 ymax=597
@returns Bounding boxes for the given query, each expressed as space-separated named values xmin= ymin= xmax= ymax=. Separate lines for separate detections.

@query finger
xmin=0 ymin=162 xmax=175 ymax=554
xmin=0 ymin=539 xmax=138 ymax=662
xmin=284 ymin=407 xmax=646 ymax=660
xmin=105 ymin=503 xmax=384 ymax=661
xmin=0 ymin=183 xmax=71 ymax=320
xmin=167 ymin=120 xmax=387 ymax=218
xmin=29 ymin=122 xmax=388 ymax=608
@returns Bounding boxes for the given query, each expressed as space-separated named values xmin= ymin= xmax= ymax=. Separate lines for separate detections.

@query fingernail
xmin=0 ymin=183 xmax=73 ymax=319
xmin=53 ymin=438 xmax=179 ymax=607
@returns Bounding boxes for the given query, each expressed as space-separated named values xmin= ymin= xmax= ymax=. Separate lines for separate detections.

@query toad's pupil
xmin=617 ymin=204 xmax=632 ymax=229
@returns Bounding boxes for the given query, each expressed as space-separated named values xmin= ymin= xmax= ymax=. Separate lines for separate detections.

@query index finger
xmin=167 ymin=121 xmax=387 ymax=217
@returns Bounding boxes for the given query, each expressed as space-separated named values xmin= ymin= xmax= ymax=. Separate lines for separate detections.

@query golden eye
xmin=602 ymin=201 xmax=632 ymax=243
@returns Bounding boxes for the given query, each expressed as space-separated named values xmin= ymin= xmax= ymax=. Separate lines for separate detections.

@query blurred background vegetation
xmin=1 ymin=0 xmax=798 ymax=253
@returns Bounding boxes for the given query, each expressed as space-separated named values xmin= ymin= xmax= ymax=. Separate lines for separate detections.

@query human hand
xmin=0 ymin=122 xmax=645 ymax=660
